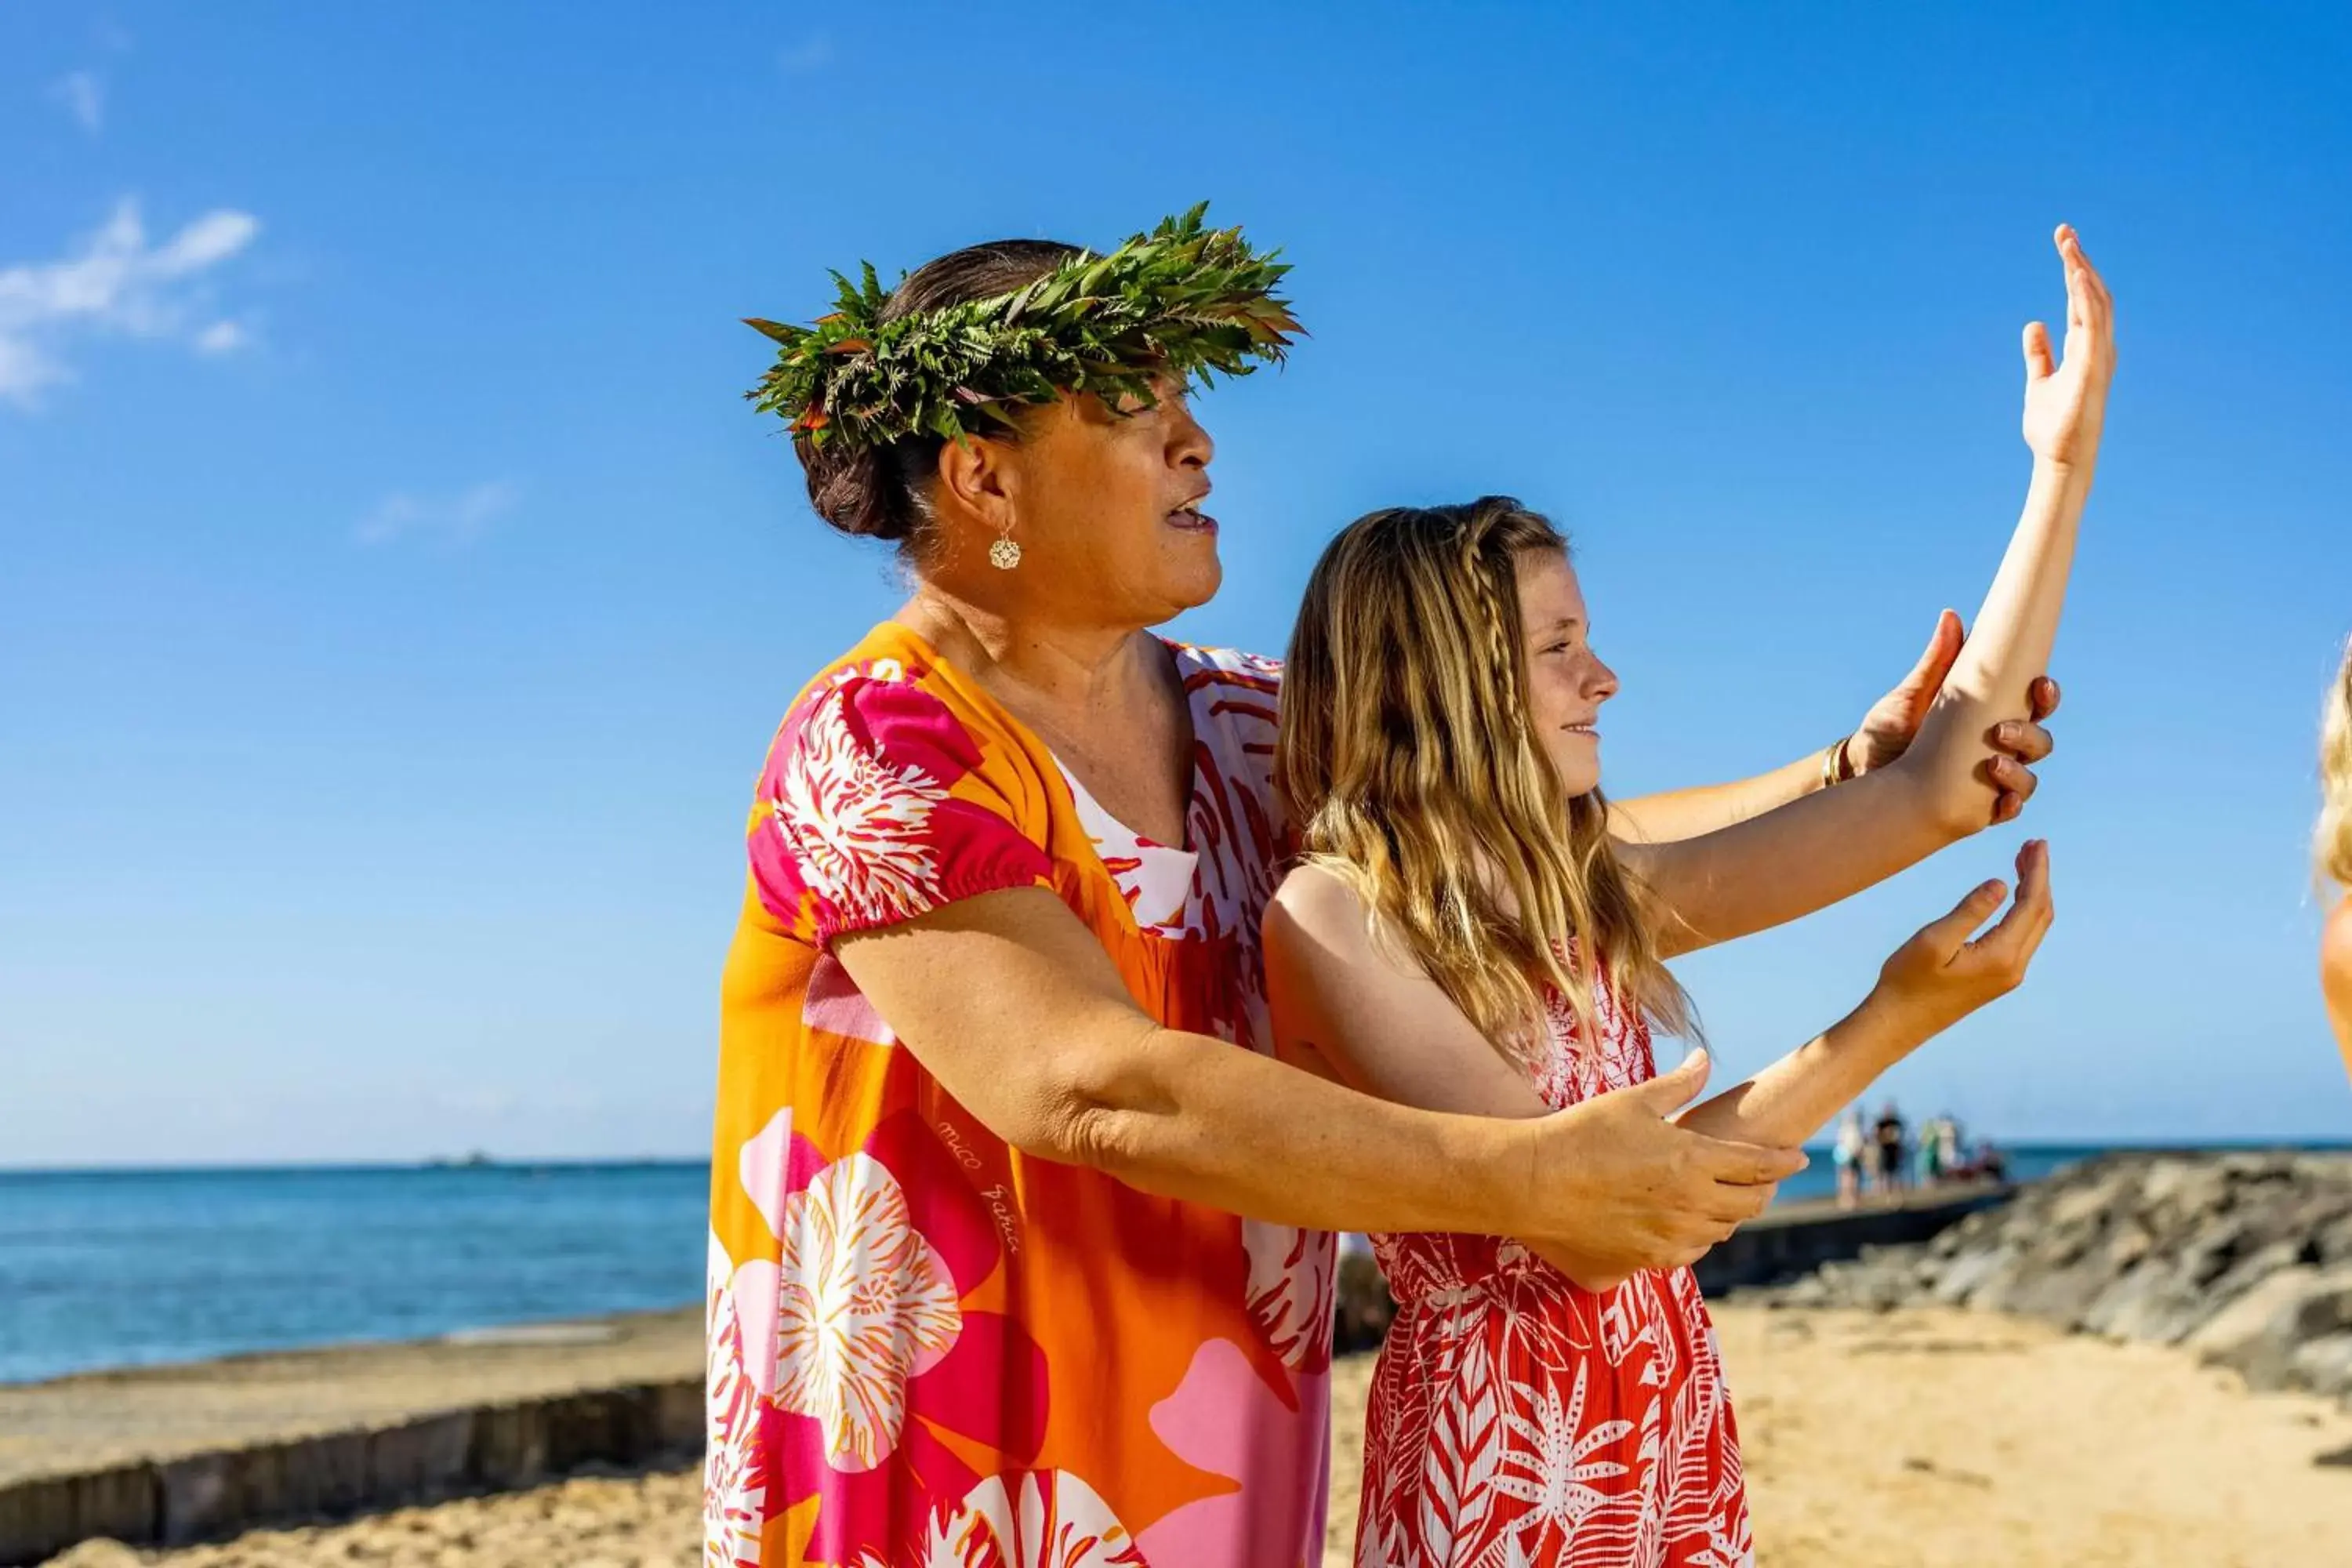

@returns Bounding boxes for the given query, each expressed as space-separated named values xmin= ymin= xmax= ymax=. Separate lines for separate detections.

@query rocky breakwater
xmin=1756 ymin=1150 xmax=2352 ymax=1406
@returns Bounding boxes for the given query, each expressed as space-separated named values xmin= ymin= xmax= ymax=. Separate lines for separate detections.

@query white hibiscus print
xmin=772 ymin=1150 xmax=962 ymax=1471
xmin=773 ymin=691 xmax=949 ymax=925
xmin=917 ymin=1470 xmax=1144 ymax=1568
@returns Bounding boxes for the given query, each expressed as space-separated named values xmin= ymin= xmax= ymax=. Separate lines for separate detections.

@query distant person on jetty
xmin=1876 ymin=1101 xmax=1911 ymax=1194
xmin=1265 ymin=228 xmax=2108 ymax=1561
xmin=2319 ymin=636 xmax=2352 ymax=1073
xmin=707 ymin=209 xmax=2074 ymax=1565
xmin=1835 ymin=1108 xmax=1868 ymax=1207
xmin=1933 ymin=1112 xmax=1965 ymax=1181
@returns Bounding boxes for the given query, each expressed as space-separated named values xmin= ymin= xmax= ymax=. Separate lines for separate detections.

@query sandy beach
xmin=38 ymin=1301 xmax=2351 ymax=1568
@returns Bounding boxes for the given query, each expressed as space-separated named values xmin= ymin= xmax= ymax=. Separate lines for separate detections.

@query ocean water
xmin=1777 ymin=1139 xmax=2110 ymax=1204
xmin=2 ymin=1145 xmax=2330 ymax=1385
xmin=0 ymin=1162 xmax=711 ymax=1385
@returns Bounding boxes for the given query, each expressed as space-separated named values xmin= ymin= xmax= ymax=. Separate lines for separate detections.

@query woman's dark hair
xmin=796 ymin=238 xmax=1081 ymax=554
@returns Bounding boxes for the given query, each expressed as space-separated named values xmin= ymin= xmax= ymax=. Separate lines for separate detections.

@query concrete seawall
xmin=1691 ymin=1183 xmax=2016 ymax=1294
xmin=1335 ymin=1183 xmax=2015 ymax=1349
xmin=0 ymin=1310 xmax=704 ymax=1567
xmin=0 ymin=1381 xmax=700 ymax=1566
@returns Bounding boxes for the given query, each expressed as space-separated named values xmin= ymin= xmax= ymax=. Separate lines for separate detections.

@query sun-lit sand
xmin=1327 ymin=1304 xmax=2352 ymax=1567
xmin=43 ymin=1305 xmax=2352 ymax=1568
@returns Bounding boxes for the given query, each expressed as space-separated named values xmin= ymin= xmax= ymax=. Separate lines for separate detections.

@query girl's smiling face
xmin=1515 ymin=546 xmax=1620 ymax=797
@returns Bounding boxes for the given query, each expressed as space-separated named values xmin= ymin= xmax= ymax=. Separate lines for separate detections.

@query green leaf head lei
xmin=742 ymin=203 xmax=1301 ymax=456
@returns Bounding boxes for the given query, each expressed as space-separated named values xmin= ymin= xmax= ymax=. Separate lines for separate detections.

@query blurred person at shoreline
xmin=1876 ymin=1101 xmax=1911 ymax=1195
xmin=1835 ymin=1108 xmax=1868 ymax=1208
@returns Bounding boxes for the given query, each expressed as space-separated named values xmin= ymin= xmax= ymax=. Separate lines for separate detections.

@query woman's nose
xmin=1169 ymin=401 xmax=1214 ymax=469
xmin=1588 ymin=656 xmax=1621 ymax=702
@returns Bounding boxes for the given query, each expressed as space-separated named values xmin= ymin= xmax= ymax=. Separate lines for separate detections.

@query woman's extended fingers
xmin=1984 ymin=755 xmax=2039 ymax=818
xmin=1696 ymin=1179 xmax=1780 ymax=1229
xmin=1993 ymin=717 xmax=2056 ymax=764
xmin=1990 ymin=684 xmax=2062 ymax=820
xmin=1686 ymin=1127 xmax=1809 ymax=1188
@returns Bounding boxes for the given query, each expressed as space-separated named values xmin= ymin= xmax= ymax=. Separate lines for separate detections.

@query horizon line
xmin=7 ymin=1138 xmax=2352 ymax=1179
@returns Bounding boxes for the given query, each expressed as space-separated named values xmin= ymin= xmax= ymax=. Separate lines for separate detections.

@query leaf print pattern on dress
xmin=1356 ymin=968 xmax=1751 ymax=1567
xmin=1244 ymin=1216 xmax=1337 ymax=1374
xmin=1490 ymin=1359 xmax=1635 ymax=1536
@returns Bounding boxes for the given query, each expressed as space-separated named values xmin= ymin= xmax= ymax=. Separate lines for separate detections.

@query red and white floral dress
xmin=1356 ymin=977 xmax=1751 ymax=1568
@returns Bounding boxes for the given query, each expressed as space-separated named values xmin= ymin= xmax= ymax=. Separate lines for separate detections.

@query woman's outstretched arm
xmin=1258 ymin=863 xmax=1786 ymax=1287
xmin=1621 ymin=224 xmax=2115 ymax=956
xmin=835 ymin=884 xmax=1806 ymax=1279
xmin=1608 ymin=617 xmax=2060 ymax=846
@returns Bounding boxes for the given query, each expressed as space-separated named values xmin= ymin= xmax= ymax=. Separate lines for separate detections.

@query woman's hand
xmin=2022 ymin=225 xmax=2116 ymax=474
xmin=1865 ymin=839 xmax=2055 ymax=1040
xmin=1845 ymin=608 xmax=2062 ymax=822
xmin=1522 ymin=1048 xmax=1807 ymax=1290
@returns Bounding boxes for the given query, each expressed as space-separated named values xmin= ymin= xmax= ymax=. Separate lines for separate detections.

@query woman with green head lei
xmin=706 ymin=207 xmax=2067 ymax=1566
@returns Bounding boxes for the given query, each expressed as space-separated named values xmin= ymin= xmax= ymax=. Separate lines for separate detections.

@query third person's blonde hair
xmin=2319 ymin=636 xmax=2352 ymax=891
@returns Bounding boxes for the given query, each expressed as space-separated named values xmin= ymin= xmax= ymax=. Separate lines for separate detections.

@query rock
xmin=1766 ymin=1151 xmax=2352 ymax=1408
xmin=2189 ymin=1266 xmax=2314 ymax=1361
xmin=41 ymin=1541 xmax=147 ymax=1568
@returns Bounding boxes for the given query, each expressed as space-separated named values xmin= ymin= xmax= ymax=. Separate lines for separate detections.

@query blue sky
xmin=4 ymin=2 xmax=2348 ymax=1166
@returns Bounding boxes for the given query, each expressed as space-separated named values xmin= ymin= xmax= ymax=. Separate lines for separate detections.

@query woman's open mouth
xmin=1168 ymin=506 xmax=1218 ymax=534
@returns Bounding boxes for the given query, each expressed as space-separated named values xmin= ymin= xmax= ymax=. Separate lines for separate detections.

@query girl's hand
xmin=2023 ymin=225 xmax=2117 ymax=474
xmin=1868 ymin=840 xmax=2055 ymax=1039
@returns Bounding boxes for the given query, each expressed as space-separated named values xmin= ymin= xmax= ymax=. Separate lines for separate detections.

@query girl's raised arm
xmin=1623 ymin=225 xmax=2116 ymax=957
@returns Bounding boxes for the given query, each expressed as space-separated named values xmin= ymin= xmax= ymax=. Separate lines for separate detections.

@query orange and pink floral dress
xmin=1356 ymin=975 xmax=1751 ymax=1568
xmin=706 ymin=622 xmax=1335 ymax=1567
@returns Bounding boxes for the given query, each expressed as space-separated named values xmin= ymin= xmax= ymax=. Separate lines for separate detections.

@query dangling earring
xmin=988 ymin=524 xmax=1022 ymax=570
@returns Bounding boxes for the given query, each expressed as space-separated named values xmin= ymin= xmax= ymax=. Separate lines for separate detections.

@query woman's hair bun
xmin=793 ymin=238 xmax=1081 ymax=551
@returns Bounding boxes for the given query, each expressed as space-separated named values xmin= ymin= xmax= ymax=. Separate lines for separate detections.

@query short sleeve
xmin=748 ymin=668 xmax=1054 ymax=946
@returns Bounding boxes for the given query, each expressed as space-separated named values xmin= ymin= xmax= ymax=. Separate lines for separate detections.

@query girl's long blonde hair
xmin=1276 ymin=496 xmax=1693 ymax=1065
xmin=2320 ymin=637 xmax=2352 ymax=891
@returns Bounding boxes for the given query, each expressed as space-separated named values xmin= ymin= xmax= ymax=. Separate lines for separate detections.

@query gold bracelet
xmin=1821 ymin=736 xmax=1854 ymax=789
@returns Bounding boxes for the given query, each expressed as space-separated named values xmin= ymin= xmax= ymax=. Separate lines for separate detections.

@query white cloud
xmin=0 ymin=198 xmax=262 ymax=409
xmin=51 ymin=71 xmax=103 ymax=133
xmin=355 ymin=479 xmax=521 ymax=547
xmin=194 ymin=320 xmax=249 ymax=354
xmin=780 ymin=33 xmax=834 ymax=74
